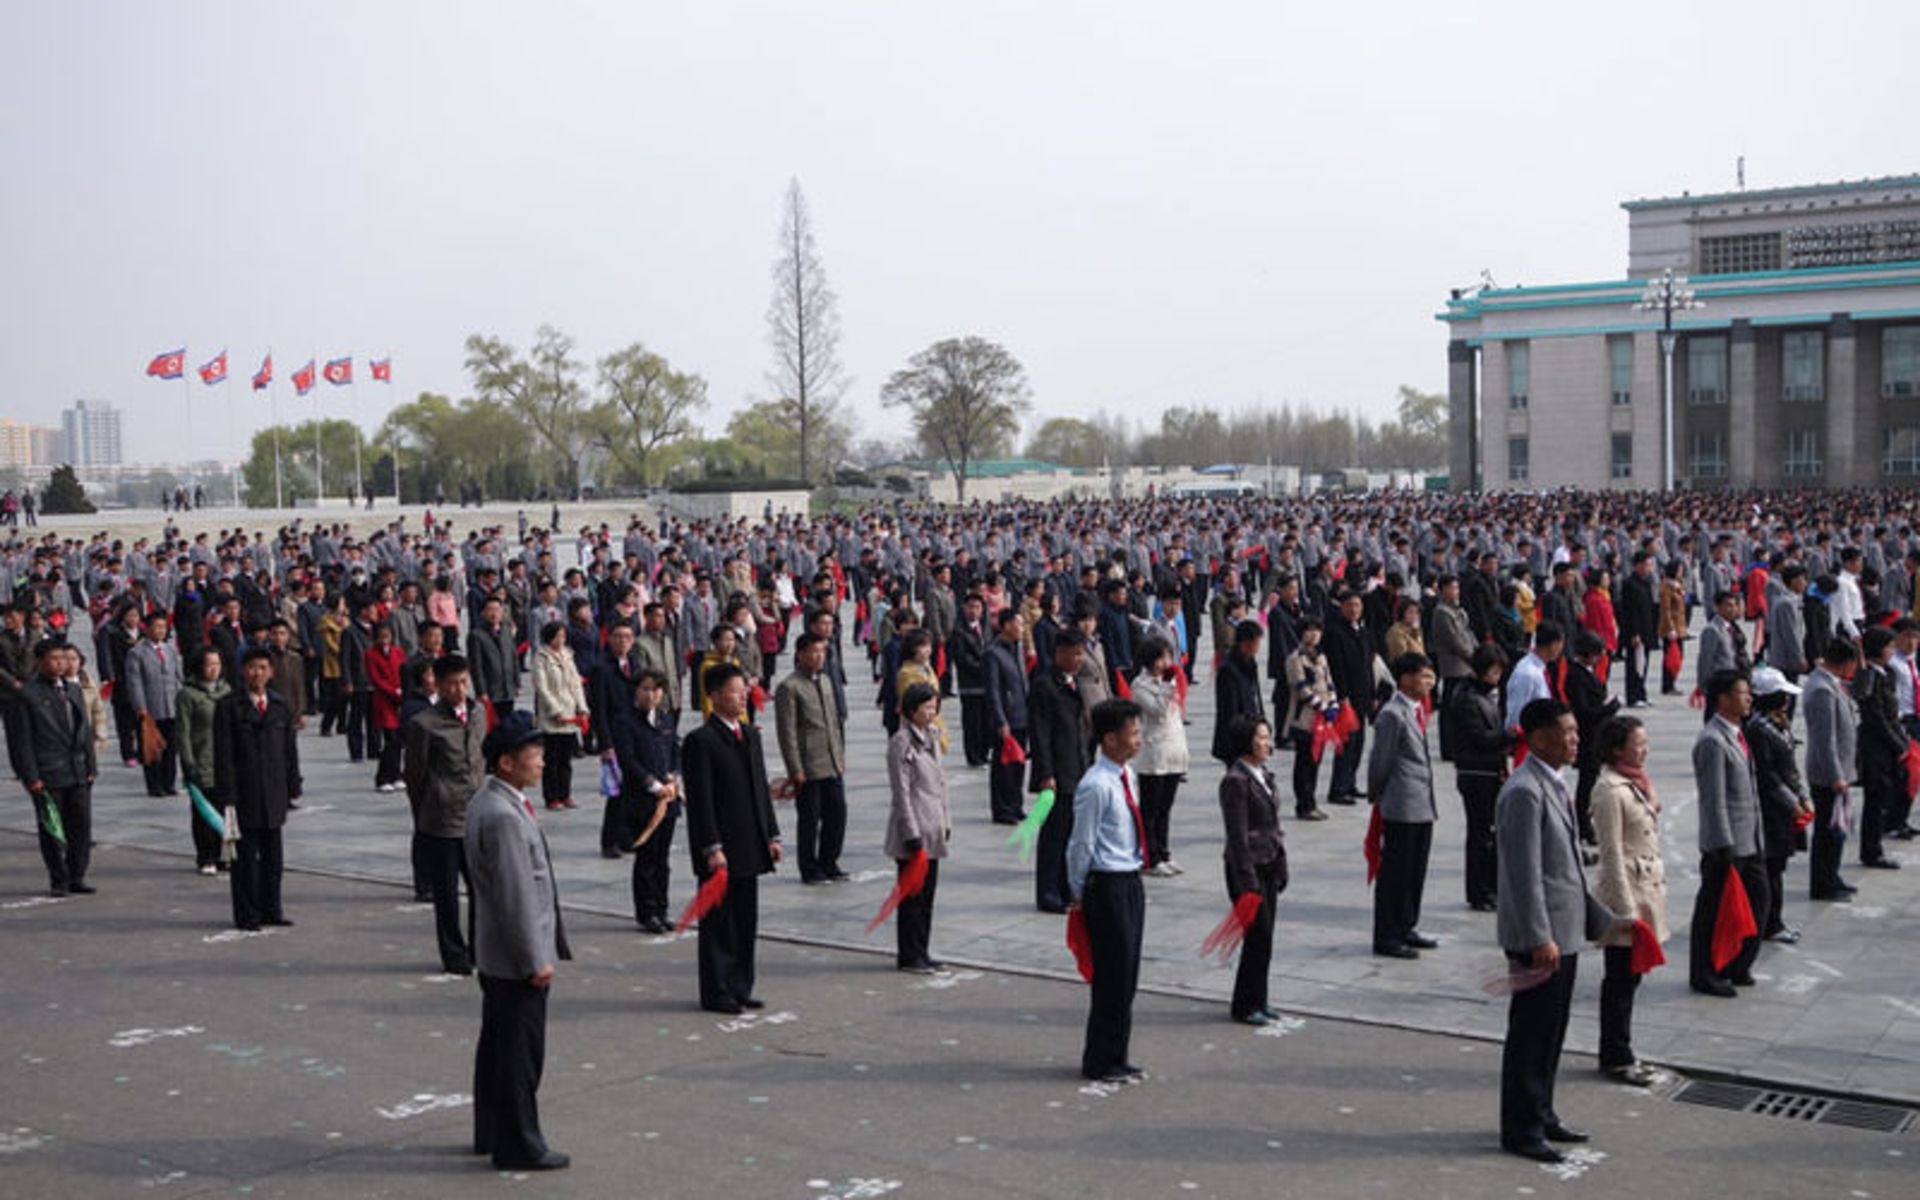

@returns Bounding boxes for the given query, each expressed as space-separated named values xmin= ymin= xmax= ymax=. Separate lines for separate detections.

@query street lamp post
xmin=1635 ymin=268 xmax=1704 ymax=492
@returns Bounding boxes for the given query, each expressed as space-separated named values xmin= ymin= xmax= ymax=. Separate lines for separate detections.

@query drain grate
xmin=1671 ymin=1080 xmax=1914 ymax=1134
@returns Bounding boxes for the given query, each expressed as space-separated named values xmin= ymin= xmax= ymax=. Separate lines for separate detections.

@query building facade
xmin=1441 ymin=175 xmax=1920 ymax=491
xmin=61 ymin=399 xmax=123 ymax=467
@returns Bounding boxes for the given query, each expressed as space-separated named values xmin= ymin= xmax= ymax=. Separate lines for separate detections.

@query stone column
xmin=1448 ymin=340 xmax=1478 ymax=492
xmin=1827 ymin=315 xmax=1858 ymax=486
xmin=1728 ymin=320 xmax=1758 ymax=487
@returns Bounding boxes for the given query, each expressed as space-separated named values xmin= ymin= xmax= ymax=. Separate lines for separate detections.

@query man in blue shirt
xmin=1067 ymin=698 xmax=1148 ymax=1084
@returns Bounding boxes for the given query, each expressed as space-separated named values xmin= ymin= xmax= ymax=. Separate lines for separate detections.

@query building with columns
xmin=1441 ymin=174 xmax=1920 ymax=491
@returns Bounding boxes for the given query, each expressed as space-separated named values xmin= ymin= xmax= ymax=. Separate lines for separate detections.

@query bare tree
xmin=881 ymin=336 xmax=1030 ymax=502
xmin=764 ymin=178 xmax=848 ymax=485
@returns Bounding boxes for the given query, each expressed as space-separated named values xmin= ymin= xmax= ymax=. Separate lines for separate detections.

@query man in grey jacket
xmin=1764 ymin=565 xmax=1810 ymax=680
xmin=1689 ymin=669 xmax=1768 ymax=997
xmin=1802 ymin=641 xmax=1860 ymax=900
xmin=1368 ymin=652 xmax=1439 ymax=959
xmin=123 ymin=610 xmax=184 ymax=797
xmin=774 ymin=633 xmax=848 ymax=884
xmin=1496 ymin=698 xmax=1621 ymax=1163
xmin=465 ymin=711 xmax=571 ymax=1172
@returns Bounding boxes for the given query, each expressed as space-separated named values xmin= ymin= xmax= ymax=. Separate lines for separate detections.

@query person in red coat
xmin=367 ymin=623 xmax=407 ymax=793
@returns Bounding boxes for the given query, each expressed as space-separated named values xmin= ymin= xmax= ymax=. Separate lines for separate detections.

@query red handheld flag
xmin=1662 ymin=639 xmax=1683 ymax=677
xmin=935 ymin=644 xmax=947 ymax=678
xmin=1113 ymin=671 xmax=1132 ymax=700
xmin=865 ymin=849 xmax=930 ymax=933
xmin=1065 ymin=907 xmax=1093 ymax=983
xmin=481 ymin=697 xmax=498 ymax=730
xmin=998 ymin=731 xmax=1027 ymax=765
xmin=675 ymin=867 xmax=729 ymax=933
xmin=1363 ymin=804 xmax=1385 ymax=884
xmin=1688 ymin=686 xmax=1706 ymax=710
xmin=1172 ymin=669 xmax=1189 ymax=712
xmin=1332 ymin=703 xmax=1359 ymax=745
xmin=1199 ymin=892 xmax=1264 ymax=965
xmin=1310 ymin=711 xmax=1334 ymax=763
xmin=1026 ymin=650 xmax=1038 ymax=674
xmin=1628 ymin=918 xmax=1666 ymax=975
xmin=1903 ymin=740 xmax=1920 ymax=800
xmin=1510 ymin=727 xmax=1529 ymax=769
xmin=1710 ymin=865 xmax=1758 ymax=972
xmin=749 ymin=682 xmax=768 ymax=711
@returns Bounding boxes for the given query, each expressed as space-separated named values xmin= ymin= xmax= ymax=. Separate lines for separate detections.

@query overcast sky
xmin=3 ymin=1 xmax=1916 ymax=467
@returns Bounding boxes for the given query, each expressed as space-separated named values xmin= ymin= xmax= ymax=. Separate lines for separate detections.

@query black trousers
xmin=345 ymin=690 xmax=372 ymax=761
xmin=1574 ymin=762 xmax=1599 ymax=843
xmin=229 ymin=825 xmax=284 ymax=928
xmin=1137 ymin=774 xmax=1180 ymax=867
xmin=1459 ymin=775 xmax=1501 ymax=907
xmin=318 ymin=676 xmax=342 ymax=735
xmin=1690 ymin=853 xmax=1766 ymax=985
xmin=1660 ymin=637 xmax=1682 ymax=693
xmin=1329 ymin=721 xmax=1366 ymax=799
xmin=1035 ymin=782 xmax=1075 ymax=911
xmin=542 ymin=733 xmax=577 ymax=806
xmin=1229 ymin=861 xmax=1280 ymax=1019
xmin=141 ymin=717 xmax=178 ymax=795
xmin=895 ymin=857 xmax=940 ymax=968
xmin=1597 ymin=944 xmax=1641 ymax=1069
xmin=410 ymin=832 xmax=432 ymax=900
xmin=189 ymin=791 xmax=222 ymax=868
xmin=1860 ymin=775 xmax=1896 ymax=864
xmin=33 ymin=785 xmax=92 ymax=889
xmin=795 ymin=777 xmax=848 ymax=881
xmin=959 ymin=693 xmax=989 ymax=766
xmin=420 ymin=834 xmax=470 ymax=971
xmin=1081 ymin=870 xmax=1145 ymax=1079
xmin=1501 ymin=951 xmax=1578 ymax=1146
xmin=1438 ymin=677 xmax=1463 ymax=760
xmin=1763 ymin=854 xmax=1789 ymax=936
xmin=1810 ymin=787 xmax=1850 ymax=897
xmin=1290 ymin=728 xmax=1321 ymax=815
xmin=697 ymin=873 xmax=759 ymax=1009
xmin=631 ymin=804 xmax=677 ymax=923
xmin=1373 ymin=819 xmax=1432 ymax=950
xmin=1624 ymin=640 xmax=1649 ymax=706
xmin=374 ymin=726 xmax=404 ymax=787
xmin=474 ymin=974 xmax=551 ymax=1166
xmin=990 ymin=730 xmax=1027 ymax=823
xmin=112 ymin=692 xmax=138 ymax=762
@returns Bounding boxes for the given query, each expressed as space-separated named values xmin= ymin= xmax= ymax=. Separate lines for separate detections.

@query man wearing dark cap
xmin=466 ymin=710 xmax=571 ymax=1171
xmin=7 ymin=639 xmax=97 ymax=896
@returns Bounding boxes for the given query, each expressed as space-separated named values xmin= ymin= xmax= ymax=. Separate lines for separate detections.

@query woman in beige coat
xmin=886 ymin=683 xmax=951 ymax=974
xmin=1590 ymin=714 xmax=1668 ymax=1086
xmin=531 ymin=621 xmax=590 ymax=808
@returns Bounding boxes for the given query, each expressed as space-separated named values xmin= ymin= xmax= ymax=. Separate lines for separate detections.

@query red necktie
xmin=1119 ymin=770 xmax=1148 ymax=868
xmin=734 ymin=726 xmax=744 ymax=744
xmin=1737 ymin=730 xmax=1751 ymax=760
xmin=523 ymin=797 xmax=537 ymax=820
xmin=1415 ymin=702 xmax=1427 ymax=736
xmin=256 ymin=696 xmax=267 ymax=715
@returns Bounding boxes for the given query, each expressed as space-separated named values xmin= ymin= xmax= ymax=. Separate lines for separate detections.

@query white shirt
xmin=1834 ymin=570 xmax=1865 ymax=640
xmin=1505 ymin=652 xmax=1552 ymax=729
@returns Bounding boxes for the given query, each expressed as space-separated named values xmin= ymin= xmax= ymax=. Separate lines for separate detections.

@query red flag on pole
xmin=197 ymin=351 xmax=227 ymax=386
xmin=146 ymin=348 xmax=186 ymax=379
xmin=322 ymin=356 xmax=353 ymax=386
xmin=370 ymin=357 xmax=392 ymax=382
xmin=251 ymin=353 xmax=273 ymax=391
xmin=292 ymin=360 xmax=317 ymax=396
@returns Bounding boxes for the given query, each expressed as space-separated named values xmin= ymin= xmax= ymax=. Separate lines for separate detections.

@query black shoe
xmin=739 ymin=997 xmax=765 ymax=1010
xmin=262 ymin=917 xmax=294 ymax=927
xmin=443 ymin=963 xmax=474 ymax=976
xmin=47 ymin=885 xmax=68 ymax=898
xmin=1406 ymin=932 xmax=1440 ymax=950
xmin=899 ymin=962 xmax=938 ymax=975
xmin=801 ymin=875 xmax=828 ymax=885
xmin=1470 ymin=900 xmax=1498 ymax=913
xmin=1038 ymin=903 xmax=1069 ymax=915
xmin=1729 ymin=972 xmax=1757 ymax=987
xmin=1543 ymin=1123 xmax=1590 ymax=1144
xmin=1374 ymin=944 xmax=1419 ymax=960
xmin=703 ymin=999 xmax=743 ymax=1015
xmin=413 ymin=893 xmax=433 ymax=904
xmin=1862 ymin=857 xmax=1902 ymax=870
xmin=1503 ymin=1139 xmax=1565 ymax=1164
xmin=1691 ymin=978 xmax=1737 ymax=998
xmin=1604 ymin=1062 xmax=1657 ymax=1087
xmin=1838 ymin=880 xmax=1859 ymax=893
xmin=495 ymin=1150 xmax=569 ymax=1171
xmin=600 ymin=847 xmax=622 ymax=860
xmin=1296 ymin=809 xmax=1329 ymax=821
xmin=1327 ymin=794 xmax=1358 ymax=806
xmin=1811 ymin=890 xmax=1852 ymax=903
xmin=67 ymin=882 xmax=97 ymax=895
xmin=991 ymin=817 xmax=1020 ymax=826
xmin=237 ymin=922 xmax=261 ymax=932
xmin=826 ymin=871 xmax=851 ymax=882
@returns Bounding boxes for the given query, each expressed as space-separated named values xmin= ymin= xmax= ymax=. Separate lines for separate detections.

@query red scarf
xmin=1609 ymin=763 xmax=1660 ymax=814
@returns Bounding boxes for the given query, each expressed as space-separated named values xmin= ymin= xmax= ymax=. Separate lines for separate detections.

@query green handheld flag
xmin=187 ymin=782 xmax=224 ymax=836
xmin=1005 ymin=787 xmax=1056 ymax=862
xmin=36 ymin=795 xmax=67 ymax=845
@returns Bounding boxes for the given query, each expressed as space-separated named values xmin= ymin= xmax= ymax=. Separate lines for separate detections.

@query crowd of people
xmin=3 ymin=485 xmax=1918 ymax=1169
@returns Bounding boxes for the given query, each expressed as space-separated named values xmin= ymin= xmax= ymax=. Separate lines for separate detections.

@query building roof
xmin=887 ymin=458 xmax=1068 ymax=478
xmin=1621 ymin=174 xmax=1920 ymax=213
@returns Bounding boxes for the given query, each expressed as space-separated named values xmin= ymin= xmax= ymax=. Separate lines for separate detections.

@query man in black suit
xmin=1212 ymin=620 xmax=1266 ymax=764
xmin=983 ymin=609 xmax=1030 ymax=824
xmin=1618 ymin=552 xmax=1659 ymax=709
xmin=7 ymin=639 xmax=97 ymax=896
xmin=1323 ymin=591 xmax=1377 ymax=804
xmin=949 ymin=593 xmax=992 ymax=767
xmin=590 ymin=623 xmax=641 ymax=858
xmin=1029 ymin=629 xmax=1092 ymax=913
xmin=681 ymin=662 xmax=783 ymax=1014
xmin=215 ymin=647 xmax=303 ymax=930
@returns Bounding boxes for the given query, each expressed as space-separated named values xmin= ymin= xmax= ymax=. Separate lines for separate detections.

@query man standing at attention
xmin=404 ymin=654 xmax=487 ymax=975
xmin=775 ymin=632 xmax=848 ymax=885
xmin=8 ymin=639 xmax=97 ymax=897
xmin=1369 ymin=652 xmax=1439 ymax=959
xmin=215 ymin=648 xmax=302 ymax=931
xmin=1067 ymin=698 xmax=1149 ymax=1085
xmin=1689 ymin=670 xmax=1767 ymax=998
xmin=466 ymin=711 xmax=571 ymax=1172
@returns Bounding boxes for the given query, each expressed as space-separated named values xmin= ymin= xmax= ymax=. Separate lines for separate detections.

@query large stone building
xmin=1441 ymin=174 xmax=1920 ymax=491
xmin=61 ymin=399 xmax=122 ymax=467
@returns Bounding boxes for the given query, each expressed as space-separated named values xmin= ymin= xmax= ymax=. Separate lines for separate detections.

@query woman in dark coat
xmin=1218 ymin=715 xmax=1286 ymax=1026
xmin=1746 ymin=668 xmax=1813 ymax=943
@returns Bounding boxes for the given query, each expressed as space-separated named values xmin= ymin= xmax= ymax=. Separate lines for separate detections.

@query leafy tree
xmin=880 ymin=336 xmax=1030 ymax=502
xmin=40 ymin=465 xmax=94 ymax=514
xmin=591 ymin=343 xmax=707 ymax=487
xmin=764 ymin=179 xmax=848 ymax=485
xmin=465 ymin=326 xmax=589 ymax=499
xmin=240 ymin=420 xmax=366 ymax=506
xmin=1025 ymin=416 xmax=1110 ymax=467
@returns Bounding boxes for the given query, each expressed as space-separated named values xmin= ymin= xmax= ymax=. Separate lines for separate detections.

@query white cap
xmin=1750 ymin=665 xmax=1801 ymax=697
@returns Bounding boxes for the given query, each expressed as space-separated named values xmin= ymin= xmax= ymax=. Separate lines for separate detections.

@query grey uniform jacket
xmin=464 ymin=775 xmax=572 ymax=980
xmin=1764 ymin=592 xmax=1808 ymax=673
xmin=1366 ymin=692 xmax=1436 ymax=823
xmin=1693 ymin=716 xmax=1765 ymax=857
xmin=1695 ymin=617 xmax=1736 ymax=690
xmin=122 ymin=639 xmax=185 ymax=720
xmin=1496 ymin=757 xmax=1615 ymax=954
xmin=1800 ymin=668 xmax=1858 ymax=788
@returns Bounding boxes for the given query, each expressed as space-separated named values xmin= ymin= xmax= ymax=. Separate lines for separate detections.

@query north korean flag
xmin=370 ymin=357 xmax=391 ymax=382
xmin=323 ymin=356 xmax=353 ymax=386
xmin=292 ymin=359 xmax=317 ymax=396
xmin=198 ymin=351 xmax=228 ymax=386
xmin=146 ymin=348 xmax=186 ymax=379
xmin=252 ymin=353 xmax=273 ymax=391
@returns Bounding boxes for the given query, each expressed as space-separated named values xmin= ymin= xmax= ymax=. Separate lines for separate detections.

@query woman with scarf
xmin=1589 ymin=714 xmax=1668 ymax=1087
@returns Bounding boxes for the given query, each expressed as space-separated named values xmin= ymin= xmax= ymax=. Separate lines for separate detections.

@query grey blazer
xmin=464 ymin=775 xmax=571 ymax=980
xmin=1366 ymin=692 xmax=1436 ymax=823
xmin=1764 ymin=592 xmax=1807 ymax=673
xmin=1496 ymin=757 xmax=1614 ymax=954
xmin=1695 ymin=617 xmax=1735 ymax=690
xmin=1693 ymin=717 xmax=1764 ymax=857
xmin=1801 ymin=668 xmax=1858 ymax=788
xmin=122 ymin=638 xmax=184 ymax=720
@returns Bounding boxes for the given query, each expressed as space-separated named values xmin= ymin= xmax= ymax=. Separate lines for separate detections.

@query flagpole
xmin=270 ymin=354 xmax=284 ymax=510
xmin=182 ymin=355 xmax=195 ymax=489
xmin=312 ymin=349 xmax=323 ymax=505
xmin=225 ymin=367 xmax=239 ymax=507
xmin=351 ymin=373 xmax=364 ymax=505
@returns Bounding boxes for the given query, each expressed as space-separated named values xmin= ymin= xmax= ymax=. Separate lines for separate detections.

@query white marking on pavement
xmin=716 ymin=1010 xmax=799 ymax=1034
xmin=1884 ymin=996 xmax=1920 ymax=1019
xmin=1540 ymin=1148 xmax=1606 ymax=1181
xmin=913 ymin=969 xmax=982 ymax=990
xmin=1255 ymin=1016 xmax=1308 ymax=1038
xmin=809 ymin=1181 xmax=902 ymax=1200
xmin=1776 ymin=975 xmax=1821 ymax=995
xmin=138 ymin=1169 xmax=188 ymax=1187
xmin=1 ymin=896 xmax=64 ymax=909
xmin=202 ymin=928 xmax=276 ymax=944
xmin=109 ymin=1025 xmax=204 ymax=1049
xmin=1838 ymin=905 xmax=1888 ymax=919
xmin=376 ymin=1093 xmax=471 ymax=1120
xmin=1807 ymin=960 xmax=1846 ymax=978
xmin=848 ymin=869 xmax=892 ymax=884
xmin=0 ymin=1128 xmax=46 ymax=1154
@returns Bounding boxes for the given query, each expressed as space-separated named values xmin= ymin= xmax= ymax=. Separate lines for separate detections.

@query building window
xmin=1782 ymin=331 xmax=1825 ymax=402
xmin=1884 ymin=326 xmax=1920 ymax=398
xmin=1884 ymin=427 xmax=1920 ymax=475
xmin=1608 ymin=336 xmax=1633 ymax=405
xmin=1507 ymin=342 xmax=1530 ymax=410
xmin=1610 ymin=433 xmax=1632 ymax=479
xmin=1783 ymin=428 xmax=1823 ymax=477
xmin=1699 ymin=232 xmax=1782 ymax=275
xmin=1686 ymin=336 xmax=1727 ymax=405
xmin=1688 ymin=432 xmax=1727 ymax=479
xmin=1508 ymin=437 xmax=1530 ymax=482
